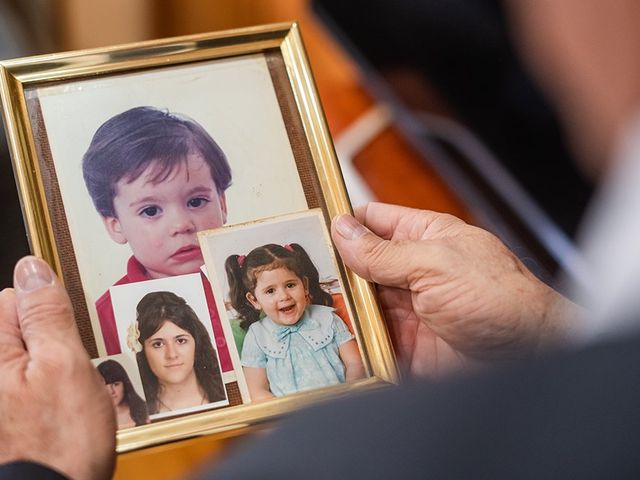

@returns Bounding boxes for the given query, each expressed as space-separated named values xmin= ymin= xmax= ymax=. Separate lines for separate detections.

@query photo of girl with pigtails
xmin=199 ymin=210 xmax=366 ymax=402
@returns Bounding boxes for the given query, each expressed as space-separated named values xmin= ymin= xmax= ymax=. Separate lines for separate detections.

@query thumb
xmin=14 ymin=256 xmax=83 ymax=358
xmin=331 ymin=214 xmax=421 ymax=289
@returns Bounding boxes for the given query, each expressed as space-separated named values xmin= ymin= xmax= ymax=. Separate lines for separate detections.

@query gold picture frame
xmin=0 ymin=23 xmax=398 ymax=452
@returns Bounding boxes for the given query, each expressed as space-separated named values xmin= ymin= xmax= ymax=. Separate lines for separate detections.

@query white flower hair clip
xmin=127 ymin=321 xmax=142 ymax=353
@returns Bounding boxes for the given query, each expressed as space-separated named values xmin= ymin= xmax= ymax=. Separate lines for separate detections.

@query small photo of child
xmin=200 ymin=210 xmax=367 ymax=402
xmin=110 ymin=273 xmax=229 ymax=419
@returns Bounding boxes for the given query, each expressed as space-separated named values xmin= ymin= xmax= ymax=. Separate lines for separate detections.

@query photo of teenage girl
xmin=96 ymin=359 xmax=149 ymax=429
xmin=225 ymin=243 xmax=365 ymax=401
xmin=134 ymin=291 xmax=227 ymax=415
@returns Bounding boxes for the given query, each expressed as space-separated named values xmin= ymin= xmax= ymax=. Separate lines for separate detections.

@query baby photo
xmin=199 ymin=210 xmax=366 ymax=402
xmin=91 ymin=353 xmax=149 ymax=430
xmin=110 ymin=274 xmax=229 ymax=420
xmin=32 ymin=54 xmax=308 ymax=357
xmin=3 ymin=25 xmax=397 ymax=451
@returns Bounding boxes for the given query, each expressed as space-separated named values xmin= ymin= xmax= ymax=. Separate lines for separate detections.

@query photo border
xmin=199 ymin=209 xmax=369 ymax=384
xmin=109 ymin=273 xmax=235 ymax=417
xmin=0 ymin=23 xmax=398 ymax=452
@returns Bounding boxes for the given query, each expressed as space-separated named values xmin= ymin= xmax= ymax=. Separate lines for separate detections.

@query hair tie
xmin=283 ymin=244 xmax=293 ymax=252
xmin=127 ymin=321 xmax=142 ymax=353
xmin=237 ymin=255 xmax=246 ymax=267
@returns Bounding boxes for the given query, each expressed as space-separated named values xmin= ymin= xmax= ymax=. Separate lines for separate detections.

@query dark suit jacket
xmin=211 ymin=335 xmax=640 ymax=479
xmin=0 ymin=462 xmax=67 ymax=479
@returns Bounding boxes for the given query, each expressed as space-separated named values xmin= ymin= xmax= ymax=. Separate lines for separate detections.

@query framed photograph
xmin=0 ymin=23 xmax=397 ymax=452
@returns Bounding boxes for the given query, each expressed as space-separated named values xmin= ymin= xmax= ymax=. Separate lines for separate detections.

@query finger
xmin=376 ymin=286 xmax=416 ymax=371
xmin=0 ymin=288 xmax=26 ymax=363
xmin=332 ymin=213 xmax=424 ymax=288
xmin=354 ymin=202 xmax=442 ymax=240
xmin=13 ymin=256 xmax=83 ymax=359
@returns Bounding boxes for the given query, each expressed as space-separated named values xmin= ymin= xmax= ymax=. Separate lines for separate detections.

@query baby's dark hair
xmin=97 ymin=359 xmax=149 ymax=426
xmin=135 ymin=291 xmax=225 ymax=414
xmin=82 ymin=106 xmax=232 ymax=218
xmin=225 ymin=243 xmax=333 ymax=330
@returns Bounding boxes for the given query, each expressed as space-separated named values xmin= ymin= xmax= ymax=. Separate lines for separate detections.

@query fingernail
xmin=14 ymin=256 xmax=55 ymax=292
xmin=334 ymin=214 xmax=367 ymax=240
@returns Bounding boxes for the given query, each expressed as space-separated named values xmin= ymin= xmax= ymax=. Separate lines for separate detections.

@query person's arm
xmin=338 ymin=339 xmax=366 ymax=381
xmin=0 ymin=256 xmax=116 ymax=480
xmin=240 ymin=327 xmax=274 ymax=402
xmin=331 ymin=203 xmax=583 ymax=376
xmin=243 ymin=367 xmax=275 ymax=402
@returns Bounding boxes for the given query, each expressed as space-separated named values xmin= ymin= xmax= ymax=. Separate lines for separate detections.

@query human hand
xmin=0 ymin=256 xmax=116 ymax=479
xmin=331 ymin=203 xmax=579 ymax=377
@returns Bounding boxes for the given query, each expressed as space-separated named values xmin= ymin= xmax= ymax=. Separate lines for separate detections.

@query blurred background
xmin=0 ymin=0 xmax=593 ymax=477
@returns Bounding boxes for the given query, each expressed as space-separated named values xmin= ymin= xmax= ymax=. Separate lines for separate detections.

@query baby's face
xmin=247 ymin=267 xmax=309 ymax=326
xmin=103 ymin=152 xmax=227 ymax=278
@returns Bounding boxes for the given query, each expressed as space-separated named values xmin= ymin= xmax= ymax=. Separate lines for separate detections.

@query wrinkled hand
xmin=331 ymin=203 xmax=578 ymax=377
xmin=0 ymin=257 xmax=116 ymax=479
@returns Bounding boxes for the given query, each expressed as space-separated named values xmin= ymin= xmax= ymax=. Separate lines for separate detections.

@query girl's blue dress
xmin=241 ymin=304 xmax=355 ymax=396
